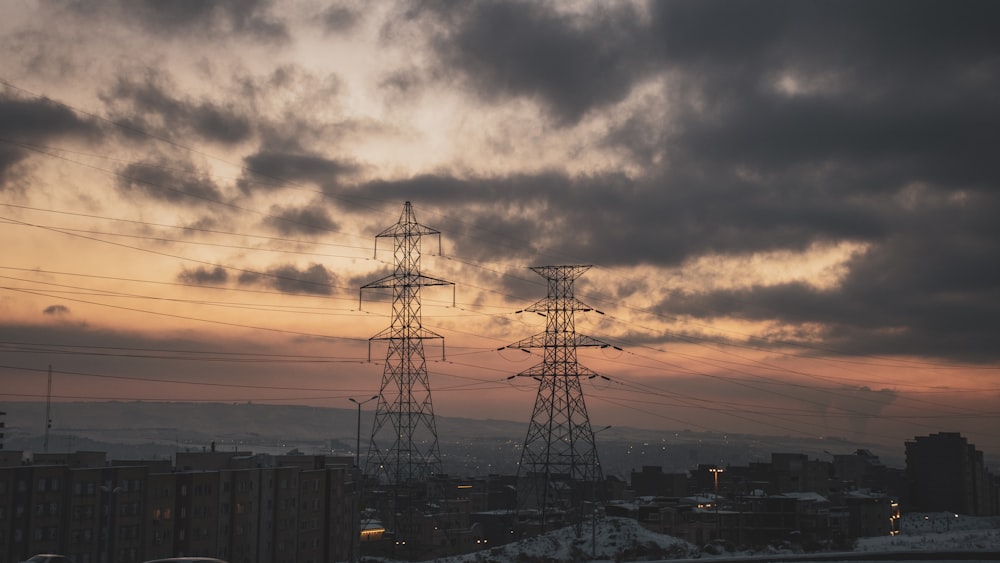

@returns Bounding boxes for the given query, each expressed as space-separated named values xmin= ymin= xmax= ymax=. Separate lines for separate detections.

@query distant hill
xmin=0 ymin=401 xmax=903 ymax=475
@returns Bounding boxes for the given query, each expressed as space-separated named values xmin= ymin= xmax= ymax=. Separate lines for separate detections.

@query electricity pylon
xmin=360 ymin=201 xmax=453 ymax=486
xmin=507 ymin=265 xmax=609 ymax=524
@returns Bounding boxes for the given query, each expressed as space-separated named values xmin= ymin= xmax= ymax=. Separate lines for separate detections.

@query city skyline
xmin=1 ymin=1 xmax=999 ymax=456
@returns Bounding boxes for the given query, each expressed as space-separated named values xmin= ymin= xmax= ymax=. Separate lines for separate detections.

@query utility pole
xmin=44 ymin=364 xmax=52 ymax=453
xmin=507 ymin=265 xmax=613 ymax=530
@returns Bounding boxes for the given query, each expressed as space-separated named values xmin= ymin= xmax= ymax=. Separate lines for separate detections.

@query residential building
xmin=0 ymin=450 xmax=358 ymax=563
xmin=905 ymin=432 xmax=996 ymax=516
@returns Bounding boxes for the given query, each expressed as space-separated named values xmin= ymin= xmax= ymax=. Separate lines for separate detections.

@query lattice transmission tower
xmin=507 ymin=265 xmax=609 ymax=519
xmin=360 ymin=201 xmax=453 ymax=486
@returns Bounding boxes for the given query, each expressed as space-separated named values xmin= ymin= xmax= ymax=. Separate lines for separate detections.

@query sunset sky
xmin=1 ymin=0 xmax=998 ymax=459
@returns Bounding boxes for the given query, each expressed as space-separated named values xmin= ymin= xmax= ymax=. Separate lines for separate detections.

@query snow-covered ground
xmin=416 ymin=512 xmax=1000 ymax=562
xmin=855 ymin=512 xmax=1000 ymax=554
xmin=432 ymin=516 xmax=698 ymax=562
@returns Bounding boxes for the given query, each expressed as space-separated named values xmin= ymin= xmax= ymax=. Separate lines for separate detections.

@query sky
xmin=1 ymin=0 xmax=999 ymax=461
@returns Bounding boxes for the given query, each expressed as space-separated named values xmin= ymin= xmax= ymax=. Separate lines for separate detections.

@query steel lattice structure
xmin=361 ymin=201 xmax=453 ymax=486
xmin=508 ymin=265 xmax=607 ymax=515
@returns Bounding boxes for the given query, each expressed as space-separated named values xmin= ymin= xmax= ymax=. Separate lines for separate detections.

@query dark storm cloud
xmin=264 ymin=202 xmax=339 ymax=237
xmin=426 ymin=1 xmax=647 ymax=125
xmin=645 ymin=2 xmax=998 ymax=196
xmin=398 ymin=0 xmax=1000 ymax=363
xmin=356 ymin=163 xmax=997 ymax=361
xmin=357 ymin=171 xmax=882 ymax=267
xmin=102 ymin=74 xmax=253 ymax=146
xmin=659 ymin=194 xmax=1000 ymax=362
xmin=58 ymin=0 xmax=288 ymax=42
xmin=116 ymin=160 xmax=224 ymax=203
xmin=423 ymin=0 xmax=1000 ymax=201
xmin=237 ymin=263 xmax=336 ymax=296
xmin=426 ymin=0 xmax=1000 ymax=129
xmin=178 ymin=266 xmax=229 ymax=285
xmin=0 ymin=93 xmax=101 ymax=189
xmin=239 ymin=150 xmax=360 ymax=194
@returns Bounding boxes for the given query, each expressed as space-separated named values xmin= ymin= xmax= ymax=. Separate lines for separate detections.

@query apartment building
xmin=905 ymin=432 xmax=997 ymax=516
xmin=0 ymin=450 xmax=359 ymax=563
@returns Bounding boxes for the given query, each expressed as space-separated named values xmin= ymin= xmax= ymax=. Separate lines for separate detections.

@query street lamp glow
xmin=708 ymin=467 xmax=724 ymax=539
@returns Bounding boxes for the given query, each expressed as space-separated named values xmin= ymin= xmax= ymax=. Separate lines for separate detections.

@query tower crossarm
xmin=520 ymin=296 xmax=597 ymax=315
xmin=514 ymin=362 xmax=601 ymax=379
xmin=505 ymin=332 xmax=614 ymax=351
xmin=369 ymin=326 xmax=443 ymax=341
xmin=361 ymin=273 xmax=454 ymax=290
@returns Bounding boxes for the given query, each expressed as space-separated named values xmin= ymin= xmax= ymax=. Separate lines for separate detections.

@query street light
xmin=708 ymin=467 xmax=724 ymax=540
xmin=348 ymin=396 xmax=378 ymax=468
xmin=348 ymin=396 xmax=377 ymax=563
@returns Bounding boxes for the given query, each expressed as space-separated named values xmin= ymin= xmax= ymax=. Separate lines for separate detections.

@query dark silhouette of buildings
xmin=0 ymin=450 xmax=358 ymax=563
xmin=905 ymin=432 xmax=998 ymax=516
xmin=2 ymin=432 xmax=997 ymax=561
xmin=616 ymin=451 xmax=904 ymax=547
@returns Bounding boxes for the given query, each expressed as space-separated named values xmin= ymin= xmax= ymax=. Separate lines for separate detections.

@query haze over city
xmin=1 ymin=0 xmax=998 ymax=460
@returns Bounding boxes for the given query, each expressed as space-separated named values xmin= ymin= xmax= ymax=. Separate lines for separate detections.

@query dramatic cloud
xmin=320 ymin=5 xmax=361 ymax=34
xmin=116 ymin=160 xmax=224 ymax=203
xmin=43 ymin=304 xmax=70 ymax=316
xmin=102 ymin=73 xmax=253 ymax=146
xmin=60 ymin=0 xmax=289 ymax=42
xmin=0 ymin=93 xmax=101 ymax=189
xmin=264 ymin=202 xmax=339 ymax=237
xmin=426 ymin=2 xmax=648 ymax=125
xmin=178 ymin=266 xmax=229 ymax=285
xmin=238 ymin=263 xmax=337 ymax=295
xmin=240 ymin=150 xmax=360 ymax=194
